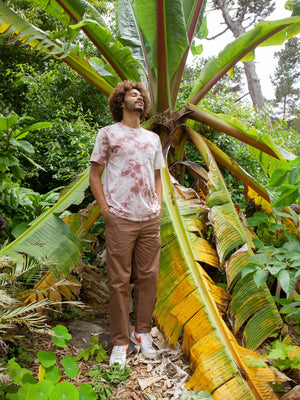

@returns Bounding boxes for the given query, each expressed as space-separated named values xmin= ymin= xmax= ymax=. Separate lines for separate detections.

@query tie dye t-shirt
xmin=90 ymin=122 xmax=165 ymax=221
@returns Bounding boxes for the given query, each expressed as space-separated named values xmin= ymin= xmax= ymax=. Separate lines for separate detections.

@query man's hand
xmin=102 ymin=206 xmax=110 ymax=221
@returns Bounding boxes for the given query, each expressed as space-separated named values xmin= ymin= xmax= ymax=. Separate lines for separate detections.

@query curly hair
xmin=108 ymin=80 xmax=150 ymax=122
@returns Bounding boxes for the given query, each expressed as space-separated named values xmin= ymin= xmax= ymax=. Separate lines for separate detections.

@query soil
xmin=15 ymin=316 xmax=192 ymax=400
xmin=8 ymin=263 xmax=300 ymax=399
xmin=10 ymin=263 xmax=192 ymax=399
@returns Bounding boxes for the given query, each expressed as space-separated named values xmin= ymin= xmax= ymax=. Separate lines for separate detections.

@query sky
xmin=198 ymin=0 xmax=292 ymax=100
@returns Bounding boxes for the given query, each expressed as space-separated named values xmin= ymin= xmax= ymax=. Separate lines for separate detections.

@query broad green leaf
xmin=247 ymin=212 xmax=269 ymax=227
xmin=293 ymin=262 xmax=300 ymax=271
xmin=0 ymin=114 xmax=19 ymax=131
xmin=268 ymin=168 xmax=289 ymax=187
xmin=253 ymin=270 xmax=269 ymax=288
xmin=44 ymin=365 xmax=62 ymax=384
xmin=17 ymin=383 xmax=33 ymax=400
xmin=289 ymin=168 xmax=300 ymax=185
xmin=0 ymin=168 xmax=90 ymax=277
xmin=15 ymin=121 xmax=53 ymax=137
xmin=6 ymin=358 xmax=33 ymax=386
xmin=191 ymin=42 xmax=203 ymax=56
xmin=51 ymin=325 xmax=72 ymax=347
xmin=9 ymin=139 xmax=34 ymax=154
xmin=37 ymin=350 xmax=57 ymax=368
xmin=61 ymin=355 xmax=79 ymax=378
xmin=189 ymin=16 xmax=300 ymax=104
xmin=25 ymin=380 xmax=54 ymax=400
xmin=118 ymin=0 xmax=147 ymax=74
xmin=27 ymin=0 xmax=108 ymax=27
xmin=22 ymin=373 xmax=36 ymax=385
xmin=280 ymin=301 xmax=300 ymax=313
xmin=267 ymin=263 xmax=287 ymax=275
xmin=247 ymin=253 xmax=272 ymax=265
xmin=241 ymin=264 xmax=257 ymax=278
xmin=69 ymin=18 xmax=141 ymax=82
xmin=27 ymin=0 xmax=141 ymax=82
xmin=135 ymin=0 xmax=189 ymax=110
xmin=0 ymin=2 xmax=115 ymax=97
xmin=272 ymin=185 xmax=299 ymax=207
xmin=279 ymin=269 xmax=297 ymax=297
xmin=186 ymin=104 xmax=287 ymax=180
xmin=49 ymin=381 xmax=79 ymax=400
xmin=0 ymin=154 xmax=19 ymax=167
xmin=78 ymin=384 xmax=97 ymax=400
xmin=170 ymin=0 xmax=206 ymax=107
xmin=182 ymin=0 xmax=207 ymax=39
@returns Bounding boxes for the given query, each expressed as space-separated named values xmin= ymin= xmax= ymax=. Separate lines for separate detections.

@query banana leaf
xmin=185 ymin=126 xmax=283 ymax=349
xmin=0 ymin=2 xmax=117 ymax=96
xmin=156 ymin=163 xmax=286 ymax=398
xmin=26 ymin=0 xmax=142 ymax=82
xmin=189 ymin=16 xmax=300 ymax=104
xmin=0 ymin=168 xmax=91 ymax=277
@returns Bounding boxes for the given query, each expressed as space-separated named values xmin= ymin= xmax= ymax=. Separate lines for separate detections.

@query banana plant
xmin=1 ymin=0 xmax=300 ymax=397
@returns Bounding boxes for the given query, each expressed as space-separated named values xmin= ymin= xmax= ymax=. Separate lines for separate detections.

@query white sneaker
xmin=109 ymin=345 xmax=128 ymax=369
xmin=130 ymin=331 xmax=158 ymax=359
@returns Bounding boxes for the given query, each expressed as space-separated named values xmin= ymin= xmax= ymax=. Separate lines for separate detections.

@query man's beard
xmin=124 ymin=100 xmax=144 ymax=115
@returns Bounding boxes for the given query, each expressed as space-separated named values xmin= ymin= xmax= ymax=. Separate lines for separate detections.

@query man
xmin=89 ymin=80 xmax=164 ymax=369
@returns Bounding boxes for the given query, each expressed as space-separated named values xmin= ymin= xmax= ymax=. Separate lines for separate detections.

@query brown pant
xmin=105 ymin=213 xmax=161 ymax=346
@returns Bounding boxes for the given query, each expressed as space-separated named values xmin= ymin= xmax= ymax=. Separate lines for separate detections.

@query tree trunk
xmin=243 ymin=60 xmax=265 ymax=109
xmin=214 ymin=0 xmax=265 ymax=109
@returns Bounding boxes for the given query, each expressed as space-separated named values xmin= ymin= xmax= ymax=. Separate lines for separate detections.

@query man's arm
xmin=155 ymin=169 xmax=162 ymax=211
xmin=89 ymin=162 xmax=110 ymax=219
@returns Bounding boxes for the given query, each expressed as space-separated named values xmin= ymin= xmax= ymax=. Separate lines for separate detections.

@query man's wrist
xmin=101 ymin=206 xmax=109 ymax=213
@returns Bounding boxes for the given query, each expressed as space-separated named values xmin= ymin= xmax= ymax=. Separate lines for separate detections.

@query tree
xmin=209 ymin=0 xmax=276 ymax=108
xmin=0 ymin=0 xmax=300 ymax=397
xmin=271 ymin=36 xmax=300 ymax=121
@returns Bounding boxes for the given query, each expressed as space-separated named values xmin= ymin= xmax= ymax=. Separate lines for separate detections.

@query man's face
xmin=123 ymin=88 xmax=144 ymax=115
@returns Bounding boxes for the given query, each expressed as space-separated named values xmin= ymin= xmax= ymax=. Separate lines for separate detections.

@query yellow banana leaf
xmin=184 ymin=126 xmax=282 ymax=349
xmin=22 ymin=270 xmax=80 ymax=305
xmin=156 ymin=164 xmax=286 ymax=398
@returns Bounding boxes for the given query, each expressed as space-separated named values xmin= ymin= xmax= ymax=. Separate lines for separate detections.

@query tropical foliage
xmin=0 ymin=0 xmax=300 ymax=398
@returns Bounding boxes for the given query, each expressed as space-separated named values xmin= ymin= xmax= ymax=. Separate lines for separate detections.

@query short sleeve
xmin=90 ymin=128 xmax=110 ymax=166
xmin=154 ymin=136 xmax=165 ymax=170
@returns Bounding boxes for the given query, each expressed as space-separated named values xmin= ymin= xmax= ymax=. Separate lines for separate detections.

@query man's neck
xmin=121 ymin=112 xmax=141 ymax=129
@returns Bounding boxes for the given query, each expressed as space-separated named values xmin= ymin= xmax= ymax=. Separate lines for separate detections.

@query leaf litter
xmin=13 ymin=323 xmax=195 ymax=399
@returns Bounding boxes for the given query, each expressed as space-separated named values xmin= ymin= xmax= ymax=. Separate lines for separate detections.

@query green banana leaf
xmin=0 ymin=2 xmax=118 ymax=96
xmin=185 ymin=104 xmax=297 ymax=178
xmin=189 ymin=16 xmax=300 ymax=104
xmin=0 ymin=1 xmax=298 ymax=397
xmin=0 ymin=168 xmax=91 ymax=277
xmin=25 ymin=0 xmax=142 ymax=82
